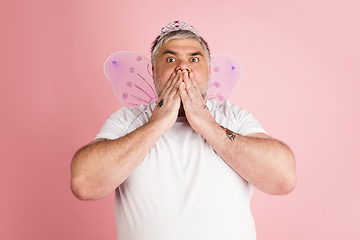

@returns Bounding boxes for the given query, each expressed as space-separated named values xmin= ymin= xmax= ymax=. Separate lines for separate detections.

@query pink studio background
xmin=1 ymin=0 xmax=359 ymax=239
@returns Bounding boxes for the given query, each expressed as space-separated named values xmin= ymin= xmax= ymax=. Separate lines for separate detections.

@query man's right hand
xmin=148 ymin=70 xmax=182 ymax=133
xmin=71 ymin=70 xmax=184 ymax=200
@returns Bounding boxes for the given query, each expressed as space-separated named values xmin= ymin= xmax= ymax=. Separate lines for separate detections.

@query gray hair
xmin=151 ymin=30 xmax=211 ymax=68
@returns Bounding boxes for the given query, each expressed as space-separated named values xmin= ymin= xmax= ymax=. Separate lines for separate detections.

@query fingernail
xmin=190 ymin=72 xmax=194 ymax=78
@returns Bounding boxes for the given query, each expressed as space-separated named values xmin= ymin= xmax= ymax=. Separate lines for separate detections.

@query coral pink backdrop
xmin=1 ymin=0 xmax=359 ymax=239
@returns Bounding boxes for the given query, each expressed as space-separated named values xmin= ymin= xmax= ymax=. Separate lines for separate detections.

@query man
xmin=71 ymin=21 xmax=296 ymax=239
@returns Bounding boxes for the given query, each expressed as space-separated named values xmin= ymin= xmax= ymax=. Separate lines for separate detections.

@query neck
xmin=178 ymin=109 xmax=185 ymax=117
xmin=178 ymin=102 xmax=185 ymax=117
xmin=177 ymin=98 xmax=207 ymax=117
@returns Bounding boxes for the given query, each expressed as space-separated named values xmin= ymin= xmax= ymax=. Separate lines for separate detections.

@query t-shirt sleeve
xmin=233 ymin=108 xmax=267 ymax=136
xmin=95 ymin=108 xmax=130 ymax=140
xmin=217 ymin=100 xmax=267 ymax=136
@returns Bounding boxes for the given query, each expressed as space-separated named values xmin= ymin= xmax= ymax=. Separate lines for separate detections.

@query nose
xmin=175 ymin=59 xmax=190 ymax=72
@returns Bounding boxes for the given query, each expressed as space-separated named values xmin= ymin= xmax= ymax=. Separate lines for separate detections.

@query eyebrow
xmin=162 ymin=50 xmax=204 ymax=57
xmin=189 ymin=51 xmax=203 ymax=57
xmin=162 ymin=50 xmax=177 ymax=56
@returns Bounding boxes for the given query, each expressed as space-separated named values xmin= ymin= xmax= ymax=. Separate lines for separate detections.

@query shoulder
xmin=207 ymin=99 xmax=250 ymax=121
xmin=95 ymin=102 xmax=156 ymax=139
xmin=207 ymin=99 xmax=266 ymax=136
xmin=109 ymin=102 xmax=156 ymax=124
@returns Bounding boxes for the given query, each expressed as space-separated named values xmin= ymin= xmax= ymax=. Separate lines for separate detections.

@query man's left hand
xmin=179 ymin=70 xmax=215 ymax=133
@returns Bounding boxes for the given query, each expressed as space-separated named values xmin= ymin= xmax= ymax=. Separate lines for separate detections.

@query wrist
xmin=195 ymin=116 xmax=218 ymax=138
xmin=146 ymin=117 xmax=172 ymax=136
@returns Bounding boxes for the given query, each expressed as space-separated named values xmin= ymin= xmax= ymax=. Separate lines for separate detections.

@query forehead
xmin=157 ymin=38 xmax=205 ymax=56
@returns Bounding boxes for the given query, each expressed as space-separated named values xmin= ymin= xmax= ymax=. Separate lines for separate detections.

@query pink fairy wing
xmin=208 ymin=54 xmax=243 ymax=104
xmin=104 ymin=52 xmax=242 ymax=106
xmin=104 ymin=51 xmax=158 ymax=107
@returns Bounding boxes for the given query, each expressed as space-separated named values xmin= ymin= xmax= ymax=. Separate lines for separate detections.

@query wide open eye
xmin=190 ymin=57 xmax=199 ymax=62
xmin=167 ymin=57 xmax=176 ymax=62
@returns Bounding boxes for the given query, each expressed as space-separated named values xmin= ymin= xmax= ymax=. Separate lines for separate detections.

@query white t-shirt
xmin=96 ymin=100 xmax=266 ymax=240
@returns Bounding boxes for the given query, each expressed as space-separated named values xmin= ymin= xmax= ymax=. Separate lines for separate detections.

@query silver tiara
xmin=159 ymin=21 xmax=199 ymax=37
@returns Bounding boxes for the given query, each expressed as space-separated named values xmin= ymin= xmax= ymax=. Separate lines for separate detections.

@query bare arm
xmin=200 ymin=125 xmax=296 ymax=195
xmin=71 ymin=123 xmax=163 ymax=200
xmin=71 ymin=70 xmax=183 ymax=200
xmin=179 ymin=71 xmax=296 ymax=195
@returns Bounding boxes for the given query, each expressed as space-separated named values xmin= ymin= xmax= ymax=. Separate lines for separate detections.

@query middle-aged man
xmin=71 ymin=21 xmax=296 ymax=240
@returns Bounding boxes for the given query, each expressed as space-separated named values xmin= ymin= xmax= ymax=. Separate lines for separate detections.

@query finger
xmin=179 ymin=81 xmax=191 ymax=105
xmin=182 ymin=70 xmax=198 ymax=99
xmin=168 ymin=70 xmax=183 ymax=97
xmin=188 ymin=72 xmax=202 ymax=95
xmin=165 ymin=71 xmax=177 ymax=88
xmin=182 ymin=70 xmax=192 ymax=89
xmin=162 ymin=70 xmax=181 ymax=97
xmin=156 ymin=72 xmax=181 ymax=109
xmin=173 ymin=76 xmax=183 ymax=98
xmin=158 ymin=72 xmax=175 ymax=98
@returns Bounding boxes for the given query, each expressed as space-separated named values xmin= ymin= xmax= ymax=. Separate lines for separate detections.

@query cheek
xmin=195 ymin=70 xmax=210 ymax=89
xmin=196 ymin=68 xmax=210 ymax=81
xmin=154 ymin=68 xmax=172 ymax=89
xmin=156 ymin=65 xmax=171 ymax=77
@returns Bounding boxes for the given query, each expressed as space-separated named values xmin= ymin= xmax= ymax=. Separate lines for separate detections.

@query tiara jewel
xmin=159 ymin=21 xmax=199 ymax=37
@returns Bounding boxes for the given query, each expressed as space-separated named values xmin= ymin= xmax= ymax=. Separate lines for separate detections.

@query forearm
xmin=71 ymin=121 xmax=164 ymax=200
xmin=71 ymin=70 xmax=183 ymax=200
xmin=178 ymin=68 xmax=296 ymax=194
xmin=200 ymin=120 xmax=296 ymax=195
